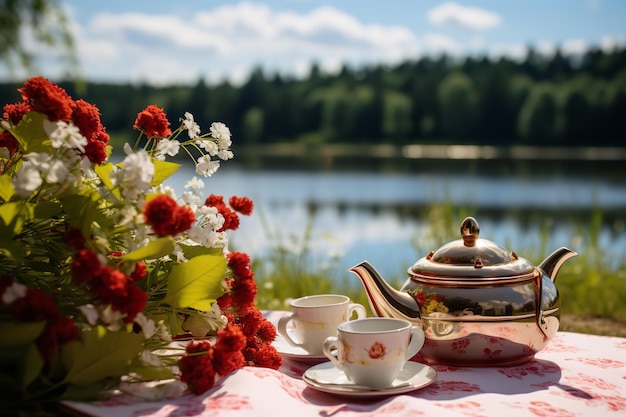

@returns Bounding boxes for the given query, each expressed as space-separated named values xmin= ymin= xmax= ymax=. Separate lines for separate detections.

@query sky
xmin=5 ymin=0 xmax=626 ymax=86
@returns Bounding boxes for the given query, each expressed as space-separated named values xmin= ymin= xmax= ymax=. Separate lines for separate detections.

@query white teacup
xmin=277 ymin=294 xmax=367 ymax=355
xmin=322 ymin=317 xmax=425 ymax=390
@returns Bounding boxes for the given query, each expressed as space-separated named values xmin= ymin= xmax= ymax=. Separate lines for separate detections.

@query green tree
xmin=437 ymin=72 xmax=480 ymax=140
xmin=517 ymin=83 xmax=559 ymax=144
xmin=0 ymin=0 xmax=77 ymax=78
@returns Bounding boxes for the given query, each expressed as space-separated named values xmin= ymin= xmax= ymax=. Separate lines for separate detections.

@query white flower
xmin=113 ymin=144 xmax=155 ymax=201
xmin=14 ymin=164 xmax=42 ymax=198
xmin=99 ymin=305 xmax=126 ymax=330
xmin=44 ymin=120 xmax=87 ymax=152
xmin=217 ymin=149 xmax=234 ymax=160
xmin=182 ymin=112 xmax=201 ymax=139
xmin=79 ymin=304 xmax=99 ymax=326
xmin=195 ymin=155 xmax=220 ymax=177
xmin=172 ymin=245 xmax=188 ymax=262
xmin=180 ymin=190 xmax=200 ymax=205
xmin=198 ymin=140 xmax=218 ymax=156
xmin=154 ymin=320 xmax=172 ymax=342
xmin=184 ymin=177 xmax=204 ymax=191
xmin=156 ymin=138 xmax=180 ymax=158
xmin=44 ymin=158 xmax=70 ymax=184
xmin=134 ymin=313 xmax=157 ymax=339
xmin=210 ymin=122 xmax=231 ymax=150
xmin=187 ymin=223 xmax=219 ymax=248
xmin=1 ymin=282 xmax=27 ymax=304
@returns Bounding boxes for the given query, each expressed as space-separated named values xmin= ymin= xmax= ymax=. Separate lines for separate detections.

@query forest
xmin=1 ymin=46 xmax=625 ymax=148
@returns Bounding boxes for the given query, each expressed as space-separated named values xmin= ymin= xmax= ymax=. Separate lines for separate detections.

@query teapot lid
xmin=409 ymin=217 xmax=535 ymax=279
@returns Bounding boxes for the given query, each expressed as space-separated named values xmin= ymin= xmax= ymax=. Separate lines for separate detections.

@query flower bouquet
xmin=0 ymin=77 xmax=281 ymax=408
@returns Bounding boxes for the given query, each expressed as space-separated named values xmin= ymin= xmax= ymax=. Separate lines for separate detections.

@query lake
xmin=163 ymin=149 xmax=626 ymax=281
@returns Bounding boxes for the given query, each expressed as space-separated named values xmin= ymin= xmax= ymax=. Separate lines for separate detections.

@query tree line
xmin=1 ymin=46 xmax=625 ymax=148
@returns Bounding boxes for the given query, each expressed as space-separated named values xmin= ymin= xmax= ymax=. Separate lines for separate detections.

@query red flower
xmin=133 ymin=104 xmax=171 ymax=139
xmin=216 ymin=292 xmax=233 ymax=310
xmin=18 ymin=76 xmax=73 ymax=121
xmin=94 ymin=266 xmax=128 ymax=297
xmin=215 ymin=325 xmax=247 ymax=352
xmin=72 ymin=99 xmax=104 ymax=141
xmin=3 ymin=101 xmax=31 ymax=125
xmin=205 ymin=194 xmax=241 ymax=232
xmin=368 ymin=341 xmax=386 ymax=359
xmin=64 ymin=227 xmax=86 ymax=250
xmin=227 ymin=252 xmax=253 ymax=280
xmin=143 ymin=194 xmax=196 ymax=236
xmin=237 ymin=310 xmax=263 ymax=337
xmin=118 ymin=284 xmax=148 ymax=323
xmin=130 ymin=261 xmax=147 ymax=282
xmin=84 ymin=137 xmax=108 ymax=164
xmin=180 ymin=340 xmax=216 ymax=395
xmin=0 ymin=131 xmax=19 ymax=158
xmin=249 ymin=343 xmax=282 ymax=369
xmin=205 ymin=195 xmax=224 ymax=206
xmin=232 ymin=279 xmax=257 ymax=312
xmin=8 ymin=286 xmax=79 ymax=362
xmin=71 ymin=248 xmax=101 ymax=284
xmin=228 ymin=196 xmax=254 ymax=216
xmin=257 ymin=319 xmax=277 ymax=343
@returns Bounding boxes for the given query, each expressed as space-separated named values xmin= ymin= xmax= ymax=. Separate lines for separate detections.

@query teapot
xmin=349 ymin=217 xmax=577 ymax=367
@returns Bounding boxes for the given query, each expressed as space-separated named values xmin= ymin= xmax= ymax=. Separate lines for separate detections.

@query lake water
xmin=164 ymin=155 xmax=626 ymax=281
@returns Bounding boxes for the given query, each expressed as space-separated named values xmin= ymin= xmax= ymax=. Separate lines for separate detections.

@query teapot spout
xmin=349 ymin=261 xmax=421 ymax=323
xmin=538 ymin=247 xmax=577 ymax=283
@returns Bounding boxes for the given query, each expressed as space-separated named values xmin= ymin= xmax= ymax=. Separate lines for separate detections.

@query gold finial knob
xmin=461 ymin=217 xmax=479 ymax=247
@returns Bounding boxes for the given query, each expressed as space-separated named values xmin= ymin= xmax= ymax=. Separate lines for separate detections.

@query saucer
xmin=272 ymin=329 xmax=327 ymax=363
xmin=302 ymin=361 xmax=437 ymax=397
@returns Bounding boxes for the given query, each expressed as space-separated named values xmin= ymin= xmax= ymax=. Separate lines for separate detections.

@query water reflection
xmin=164 ymin=156 xmax=626 ymax=280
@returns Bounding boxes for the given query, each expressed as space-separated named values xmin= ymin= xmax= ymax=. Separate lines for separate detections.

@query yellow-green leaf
xmin=0 ymin=321 xmax=45 ymax=388
xmin=94 ymin=162 xmax=117 ymax=194
xmin=8 ymin=112 xmax=52 ymax=154
xmin=160 ymin=254 xmax=227 ymax=311
xmin=0 ymin=175 xmax=14 ymax=201
xmin=0 ymin=320 xmax=45 ymax=349
xmin=151 ymin=160 xmax=180 ymax=187
xmin=62 ymin=326 xmax=143 ymax=386
xmin=121 ymin=237 xmax=175 ymax=261
xmin=0 ymin=201 xmax=33 ymax=234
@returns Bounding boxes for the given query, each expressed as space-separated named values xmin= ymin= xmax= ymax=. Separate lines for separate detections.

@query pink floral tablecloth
xmin=64 ymin=311 xmax=626 ymax=417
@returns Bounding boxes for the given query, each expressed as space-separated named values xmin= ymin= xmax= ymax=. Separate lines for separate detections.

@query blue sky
xmin=5 ymin=0 xmax=626 ymax=85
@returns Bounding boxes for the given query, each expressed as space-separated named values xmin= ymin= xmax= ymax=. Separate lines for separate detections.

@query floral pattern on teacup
xmin=368 ymin=341 xmax=386 ymax=359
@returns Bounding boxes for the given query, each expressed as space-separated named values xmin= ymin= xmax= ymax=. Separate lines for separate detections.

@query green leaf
xmin=59 ymin=191 xmax=111 ymax=238
xmin=180 ymin=244 xmax=223 ymax=259
xmin=61 ymin=326 xmax=143 ymax=386
xmin=0 ymin=321 xmax=46 ymax=388
xmin=8 ymin=112 xmax=53 ymax=154
xmin=121 ymin=237 xmax=176 ymax=261
xmin=0 ymin=175 xmax=14 ymax=201
xmin=160 ymin=254 xmax=227 ymax=311
xmin=151 ymin=160 xmax=180 ymax=187
xmin=0 ymin=201 xmax=33 ymax=234
xmin=0 ymin=321 xmax=45 ymax=349
xmin=94 ymin=162 xmax=117 ymax=194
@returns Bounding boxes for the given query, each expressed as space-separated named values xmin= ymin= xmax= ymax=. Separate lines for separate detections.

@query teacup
xmin=277 ymin=294 xmax=367 ymax=355
xmin=322 ymin=317 xmax=425 ymax=390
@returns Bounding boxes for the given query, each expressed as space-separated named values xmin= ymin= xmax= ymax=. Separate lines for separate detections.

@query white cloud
xmin=428 ymin=2 xmax=501 ymax=32
xmin=62 ymin=1 xmax=423 ymax=85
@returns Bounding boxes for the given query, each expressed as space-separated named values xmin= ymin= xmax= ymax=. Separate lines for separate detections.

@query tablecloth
xmin=63 ymin=311 xmax=626 ymax=417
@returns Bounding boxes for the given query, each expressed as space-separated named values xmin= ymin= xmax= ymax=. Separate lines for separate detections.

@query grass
xmin=251 ymin=204 xmax=626 ymax=337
